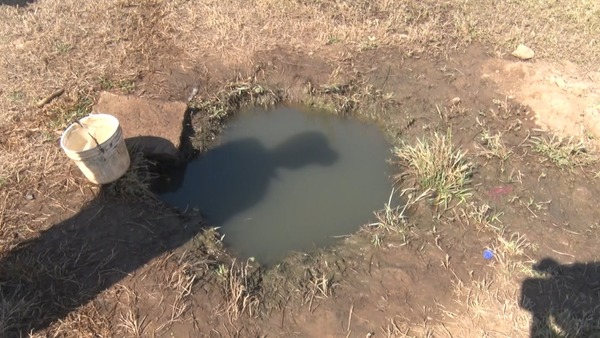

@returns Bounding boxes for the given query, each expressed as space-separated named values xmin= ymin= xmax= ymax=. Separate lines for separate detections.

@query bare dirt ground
xmin=1 ymin=0 xmax=599 ymax=337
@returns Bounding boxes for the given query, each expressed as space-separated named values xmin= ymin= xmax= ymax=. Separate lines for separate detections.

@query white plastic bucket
xmin=60 ymin=114 xmax=130 ymax=184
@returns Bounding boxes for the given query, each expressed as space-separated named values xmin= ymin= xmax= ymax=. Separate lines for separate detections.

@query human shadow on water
xmin=519 ymin=258 xmax=600 ymax=337
xmin=157 ymin=130 xmax=339 ymax=226
xmin=0 ymin=131 xmax=338 ymax=336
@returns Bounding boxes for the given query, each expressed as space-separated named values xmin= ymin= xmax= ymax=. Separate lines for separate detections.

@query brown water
xmin=159 ymin=107 xmax=394 ymax=264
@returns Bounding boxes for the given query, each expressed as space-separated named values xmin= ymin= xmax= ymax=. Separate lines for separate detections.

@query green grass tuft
xmin=394 ymin=130 xmax=473 ymax=210
xmin=531 ymin=135 xmax=597 ymax=168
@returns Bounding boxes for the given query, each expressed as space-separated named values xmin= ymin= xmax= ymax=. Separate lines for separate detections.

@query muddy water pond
xmin=159 ymin=107 xmax=394 ymax=264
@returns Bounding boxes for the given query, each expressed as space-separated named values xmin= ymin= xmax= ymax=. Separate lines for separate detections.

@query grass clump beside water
xmin=394 ymin=130 xmax=473 ymax=210
xmin=220 ymin=259 xmax=261 ymax=321
xmin=192 ymin=81 xmax=283 ymax=121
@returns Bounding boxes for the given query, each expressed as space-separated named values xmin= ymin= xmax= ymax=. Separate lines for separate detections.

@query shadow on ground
xmin=520 ymin=258 xmax=600 ymax=337
xmin=0 ymin=0 xmax=34 ymax=6
xmin=0 ymin=192 xmax=203 ymax=336
xmin=0 ymin=130 xmax=338 ymax=335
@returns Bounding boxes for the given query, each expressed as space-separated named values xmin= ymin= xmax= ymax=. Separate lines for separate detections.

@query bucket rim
xmin=60 ymin=113 xmax=121 ymax=156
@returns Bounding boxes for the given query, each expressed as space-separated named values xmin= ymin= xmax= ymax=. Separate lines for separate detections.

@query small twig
xmin=83 ymin=205 xmax=104 ymax=227
xmin=36 ymin=88 xmax=65 ymax=107
xmin=517 ymin=129 xmax=531 ymax=148
xmin=436 ymin=104 xmax=445 ymax=120
xmin=128 ymin=221 xmax=155 ymax=235
xmin=550 ymin=248 xmax=576 ymax=258
xmin=347 ymin=303 xmax=354 ymax=332
xmin=441 ymin=323 xmax=454 ymax=338
xmin=522 ymin=203 xmax=538 ymax=218
xmin=0 ymin=193 xmax=11 ymax=230
xmin=308 ymin=288 xmax=316 ymax=313
xmin=280 ymin=295 xmax=291 ymax=328
xmin=381 ymin=65 xmax=391 ymax=91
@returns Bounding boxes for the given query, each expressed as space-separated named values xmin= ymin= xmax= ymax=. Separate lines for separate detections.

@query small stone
xmin=512 ymin=44 xmax=535 ymax=60
xmin=25 ymin=192 xmax=35 ymax=201
xmin=187 ymin=86 xmax=199 ymax=102
xmin=451 ymin=97 xmax=461 ymax=105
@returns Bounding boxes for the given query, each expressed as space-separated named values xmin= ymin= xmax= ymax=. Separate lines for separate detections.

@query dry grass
xmin=443 ymin=277 xmax=531 ymax=337
xmin=440 ymin=228 xmax=600 ymax=337
xmin=115 ymin=286 xmax=148 ymax=338
xmin=162 ymin=253 xmax=197 ymax=326
xmin=0 ymin=0 xmax=593 ymax=238
xmin=192 ymin=81 xmax=283 ymax=120
xmin=49 ymin=299 xmax=114 ymax=338
xmin=380 ymin=317 xmax=434 ymax=338
xmin=1 ymin=0 xmax=599 ymax=336
xmin=1 ymin=0 xmax=595 ymax=124
xmin=367 ymin=189 xmax=409 ymax=233
xmin=303 ymin=269 xmax=336 ymax=313
xmin=307 ymin=80 xmax=397 ymax=120
xmin=437 ymin=231 xmax=535 ymax=337
xmin=103 ymin=148 xmax=159 ymax=203
xmin=0 ymin=92 xmax=98 ymax=254
xmin=220 ymin=259 xmax=261 ymax=321
xmin=169 ymin=0 xmax=467 ymax=65
xmin=2 ymin=0 xmax=595 ymax=129
xmin=460 ymin=201 xmax=505 ymax=232
xmin=0 ymin=285 xmax=39 ymax=336
xmin=459 ymin=0 xmax=600 ymax=64
xmin=531 ymin=134 xmax=597 ymax=168
xmin=477 ymin=129 xmax=513 ymax=172
xmin=363 ymin=188 xmax=433 ymax=247
xmin=0 ymin=202 xmax=119 ymax=337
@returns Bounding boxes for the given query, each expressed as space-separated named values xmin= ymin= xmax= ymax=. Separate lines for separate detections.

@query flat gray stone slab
xmin=93 ymin=92 xmax=187 ymax=161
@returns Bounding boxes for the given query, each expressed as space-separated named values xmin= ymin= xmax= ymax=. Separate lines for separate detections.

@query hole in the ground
xmin=157 ymin=106 xmax=395 ymax=264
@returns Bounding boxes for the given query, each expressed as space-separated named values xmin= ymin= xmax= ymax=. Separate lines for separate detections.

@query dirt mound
xmin=482 ymin=59 xmax=600 ymax=142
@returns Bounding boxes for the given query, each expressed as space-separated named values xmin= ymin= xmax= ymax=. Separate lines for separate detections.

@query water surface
xmin=160 ymin=107 xmax=394 ymax=264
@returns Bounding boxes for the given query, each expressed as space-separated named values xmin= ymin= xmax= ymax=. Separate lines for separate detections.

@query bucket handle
xmin=75 ymin=120 xmax=105 ymax=154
